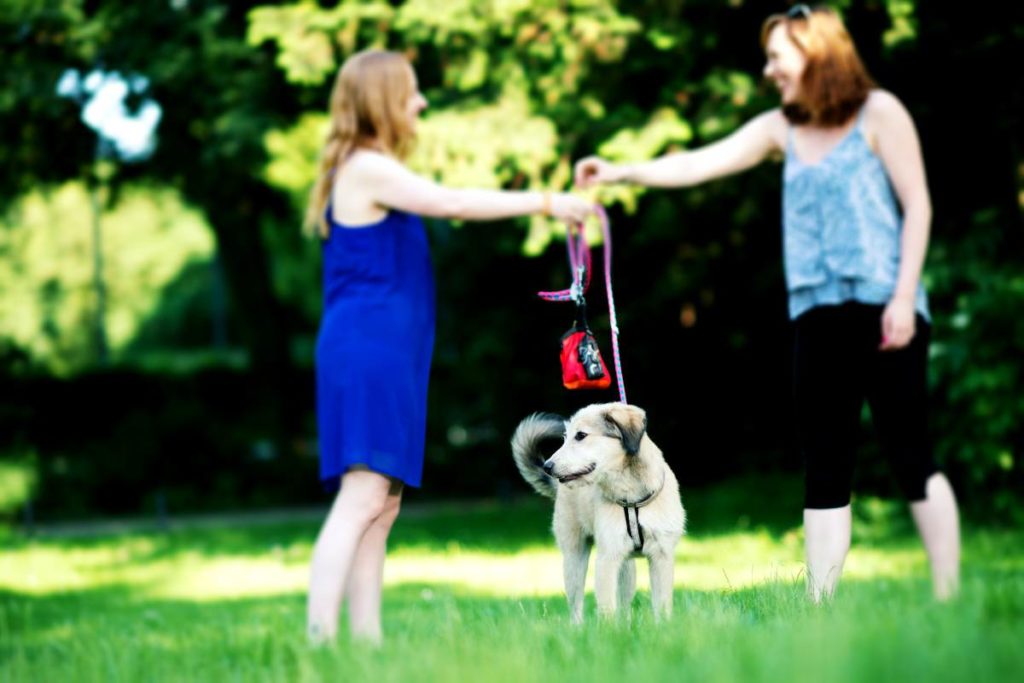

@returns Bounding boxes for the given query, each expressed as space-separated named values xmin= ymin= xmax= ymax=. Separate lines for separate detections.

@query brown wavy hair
xmin=761 ymin=6 xmax=875 ymax=126
xmin=304 ymin=50 xmax=417 ymax=237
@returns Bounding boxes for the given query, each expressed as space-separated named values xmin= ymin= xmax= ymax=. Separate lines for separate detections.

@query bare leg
xmin=910 ymin=472 xmax=960 ymax=600
xmin=804 ymin=505 xmax=852 ymax=602
xmin=344 ymin=478 xmax=403 ymax=644
xmin=306 ymin=468 xmax=394 ymax=644
xmin=617 ymin=558 xmax=636 ymax=621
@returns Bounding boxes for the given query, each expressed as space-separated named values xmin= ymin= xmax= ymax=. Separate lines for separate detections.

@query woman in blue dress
xmin=575 ymin=5 xmax=960 ymax=602
xmin=304 ymin=50 xmax=594 ymax=644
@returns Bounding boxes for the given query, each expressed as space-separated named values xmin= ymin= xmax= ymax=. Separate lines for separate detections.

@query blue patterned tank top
xmin=782 ymin=106 xmax=930 ymax=321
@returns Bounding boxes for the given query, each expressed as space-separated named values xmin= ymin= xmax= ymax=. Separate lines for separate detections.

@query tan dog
xmin=511 ymin=403 xmax=685 ymax=623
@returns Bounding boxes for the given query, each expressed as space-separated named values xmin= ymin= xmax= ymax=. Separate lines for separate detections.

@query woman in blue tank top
xmin=575 ymin=5 xmax=959 ymax=602
xmin=305 ymin=50 xmax=594 ymax=645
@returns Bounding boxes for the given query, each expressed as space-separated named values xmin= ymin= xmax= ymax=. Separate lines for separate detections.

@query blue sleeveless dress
xmin=315 ymin=207 xmax=436 ymax=490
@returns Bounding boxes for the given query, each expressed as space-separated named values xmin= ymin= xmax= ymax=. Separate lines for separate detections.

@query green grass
xmin=2 ymin=478 xmax=1022 ymax=682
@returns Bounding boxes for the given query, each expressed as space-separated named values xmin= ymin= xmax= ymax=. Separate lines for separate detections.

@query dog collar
xmin=613 ymin=467 xmax=666 ymax=509
xmin=616 ymin=468 xmax=666 ymax=553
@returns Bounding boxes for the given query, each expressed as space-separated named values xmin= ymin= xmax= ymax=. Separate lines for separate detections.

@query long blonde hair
xmin=305 ymin=50 xmax=417 ymax=237
xmin=761 ymin=6 xmax=875 ymax=126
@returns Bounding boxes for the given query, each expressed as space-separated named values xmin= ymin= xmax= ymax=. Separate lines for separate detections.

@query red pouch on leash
xmin=560 ymin=326 xmax=612 ymax=390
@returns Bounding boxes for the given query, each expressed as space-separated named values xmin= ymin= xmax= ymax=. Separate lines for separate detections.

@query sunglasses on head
xmin=787 ymin=4 xmax=813 ymax=19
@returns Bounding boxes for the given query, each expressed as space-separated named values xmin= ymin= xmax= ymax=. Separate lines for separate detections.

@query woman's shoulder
xmin=863 ymin=89 xmax=912 ymax=121
xmin=343 ymin=148 xmax=402 ymax=179
xmin=333 ymin=149 xmax=407 ymax=199
xmin=755 ymin=108 xmax=790 ymax=151
xmin=331 ymin=149 xmax=401 ymax=224
xmin=861 ymin=89 xmax=916 ymax=146
xmin=758 ymin=107 xmax=789 ymax=128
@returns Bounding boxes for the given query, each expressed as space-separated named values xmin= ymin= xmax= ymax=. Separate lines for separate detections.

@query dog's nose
xmin=542 ymin=460 xmax=554 ymax=475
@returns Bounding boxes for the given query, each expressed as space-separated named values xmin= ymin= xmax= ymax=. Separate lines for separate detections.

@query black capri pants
xmin=793 ymin=301 xmax=938 ymax=509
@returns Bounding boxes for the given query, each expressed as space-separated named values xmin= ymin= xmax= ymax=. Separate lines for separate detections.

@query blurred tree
xmin=0 ymin=0 xmax=298 ymax=382
xmin=0 ymin=451 xmax=37 ymax=520
xmin=0 ymin=183 xmax=215 ymax=374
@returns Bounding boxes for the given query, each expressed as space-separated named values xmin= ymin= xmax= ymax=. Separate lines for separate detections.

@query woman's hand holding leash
xmin=574 ymin=156 xmax=628 ymax=188
xmin=546 ymin=192 xmax=596 ymax=223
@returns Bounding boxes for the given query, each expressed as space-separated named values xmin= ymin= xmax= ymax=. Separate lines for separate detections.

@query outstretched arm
xmin=575 ymin=109 xmax=785 ymax=189
xmin=353 ymin=152 xmax=593 ymax=224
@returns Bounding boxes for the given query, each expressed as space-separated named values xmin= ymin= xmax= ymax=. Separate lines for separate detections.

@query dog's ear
xmin=603 ymin=404 xmax=647 ymax=456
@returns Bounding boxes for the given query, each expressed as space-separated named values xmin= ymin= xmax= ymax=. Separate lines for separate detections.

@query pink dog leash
xmin=537 ymin=206 xmax=627 ymax=404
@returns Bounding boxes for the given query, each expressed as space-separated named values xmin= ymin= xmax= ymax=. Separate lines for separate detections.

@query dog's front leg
xmin=561 ymin=540 xmax=591 ymax=625
xmin=594 ymin=549 xmax=627 ymax=619
xmin=617 ymin=557 xmax=637 ymax=621
xmin=648 ymin=551 xmax=675 ymax=621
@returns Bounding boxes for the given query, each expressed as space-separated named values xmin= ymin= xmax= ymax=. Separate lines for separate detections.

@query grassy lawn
xmin=2 ymin=477 xmax=1022 ymax=682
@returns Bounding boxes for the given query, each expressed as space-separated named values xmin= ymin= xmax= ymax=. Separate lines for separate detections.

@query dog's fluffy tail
xmin=511 ymin=413 xmax=565 ymax=499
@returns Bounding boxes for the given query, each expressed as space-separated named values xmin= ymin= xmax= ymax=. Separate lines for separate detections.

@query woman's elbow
xmin=415 ymin=190 xmax=464 ymax=220
xmin=910 ymin=197 xmax=932 ymax=227
xmin=440 ymin=193 xmax=469 ymax=220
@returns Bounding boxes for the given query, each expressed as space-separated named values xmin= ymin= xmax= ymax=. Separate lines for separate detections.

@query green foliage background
xmin=0 ymin=0 xmax=1020 ymax=519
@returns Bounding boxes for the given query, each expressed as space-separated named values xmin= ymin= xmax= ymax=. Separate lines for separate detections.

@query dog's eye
xmin=574 ymin=431 xmax=587 ymax=442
